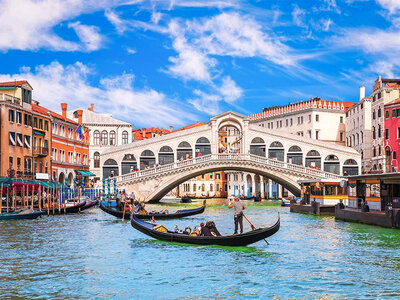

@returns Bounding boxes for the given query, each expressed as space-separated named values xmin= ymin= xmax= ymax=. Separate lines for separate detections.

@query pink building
xmin=384 ymin=98 xmax=400 ymax=172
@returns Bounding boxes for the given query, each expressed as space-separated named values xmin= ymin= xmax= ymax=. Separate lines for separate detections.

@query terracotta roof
xmin=32 ymin=104 xmax=78 ymax=125
xmin=172 ymin=122 xmax=207 ymax=132
xmin=0 ymin=80 xmax=28 ymax=87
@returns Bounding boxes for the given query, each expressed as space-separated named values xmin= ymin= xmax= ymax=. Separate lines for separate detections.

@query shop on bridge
xmin=347 ymin=173 xmax=400 ymax=211
xmin=299 ymin=179 xmax=348 ymax=206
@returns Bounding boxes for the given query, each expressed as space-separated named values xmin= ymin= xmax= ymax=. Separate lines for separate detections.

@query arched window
xmin=287 ymin=145 xmax=303 ymax=165
xmin=94 ymin=152 xmax=100 ymax=168
xmin=177 ymin=141 xmax=192 ymax=160
xmin=201 ymin=183 xmax=205 ymax=192
xmin=102 ymin=159 xmax=118 ymax=178
xmin=93 ymin=130 xmax=100 ymax=145
xmin=343 ymin=159 xmax=358 ymax=175
xmin=210 ymin=184 xmax=213 ymax=192
xmin=250 ymin=137 xmax=266 ymax=157
xmin=193 ymin=184 xmax=196 ymax=192
xmin=101 ymin=130 xmax=108 ymax=145
xmin=122 ymin=130 xmax=128 ymax=144
xmin=195 ymin=137 xmax=211 ymax=156
xmin=140 ymin=150 xmax=155 ymax=170
xmin=324 ymin=155 xmax=340 ymax=175
xmin=159 ymin=146 xmax=174 ymax=165
xmin=268 ymin=141 xmax=284 ymax=161
xmin=121 ymin=154 xmax=137 ymax=174
xmin=109 ymin=130 xmax=116 ymax=146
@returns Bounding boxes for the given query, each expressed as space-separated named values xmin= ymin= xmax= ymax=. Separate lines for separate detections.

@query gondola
xmin=181 ymin=196 xmax=192 ymax=203
xmin=0 ymin=209 xmax=44 ymax=220
xmin=99 ymin=200 xmax=206 ymax=220
xmin=131 ymin=213 xmax=280 ymax=246
xmin=81 ymin=199 xmax=99 ymax=211
xmin=41 ymin=200 xmax=86 ymax=214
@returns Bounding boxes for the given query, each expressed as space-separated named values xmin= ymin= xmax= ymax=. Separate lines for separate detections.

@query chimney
xmin=61 ymin=103 xmax=67 ymax=119
xmin=359 ymin=86 xmax=365 ymax=101
xmin=77 ymin=109 xmax=83 ymax=125
xmin=89 ymin=104 xmax=94 ymax=111
xmin=169 ymin=126 xmax=173 ymax=132
xmin=142 ymin=128 xmax=146 ymax=138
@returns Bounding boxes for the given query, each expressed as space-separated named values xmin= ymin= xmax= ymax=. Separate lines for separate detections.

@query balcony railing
xmin=0 ymin=93 xmax=21 ymax=105
xmin=33 ymin=146 xmax=49 ymax=157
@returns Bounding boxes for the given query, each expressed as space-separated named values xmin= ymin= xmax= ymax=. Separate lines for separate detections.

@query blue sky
xmin=0 ymin=0 xmax=399 ymax=128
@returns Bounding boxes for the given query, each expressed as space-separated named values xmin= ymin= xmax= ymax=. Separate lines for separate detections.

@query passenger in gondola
xmin=200 ymin=222 xmax=212 ymax=236
xmin=208 ymin=221 xmax=221 ymax=236
xmin=116 ymin=191 xmax=121 ymax=210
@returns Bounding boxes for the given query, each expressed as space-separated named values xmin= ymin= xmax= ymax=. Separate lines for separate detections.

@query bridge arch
xmin=145 ymin=164 xmax=302 ymax=203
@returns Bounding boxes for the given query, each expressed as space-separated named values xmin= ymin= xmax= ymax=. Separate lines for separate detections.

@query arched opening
xmin=218 ymin=122 xmax=242 ymax=154
xmin=177 ymin=142 xmax=192 ymax=160
xmin=67 ymin=173 xmax=74 ymax=186
xmin=250 ymin=137 xmax=266 ymax=157
xmin=94 ymin=151 xmax=100 ymax=168
xmin=287 ymin=145 xmax=303 ymax=165
xmin=93 ymin=130 xmax=100 ymax=145
xmin=103 ymin=159 xmax=118 ymax=178
xmin=343 ymin=159 xmax=358 ymax=176
xmin=121 ymin=154 xmax=137 ymax=174
xmin=305 ymin=150 xmax=321 ymax=169
xmin=324 ymin=155 xmax=340 ymax=175
xmin=140 ymin=150 xmax=155 ymax=170
xmin=158 ymin=146 xmax=174 ymax=165
xmin=268 ymin=141 xmax=284 ymax=161
xmin=193 ymin=183 xmax=196 ymax=192
xmin=201 ymin=183 xmax=205 ymax=192
xmin=109 ymin=130 xmax=116 ymax=146
xmin=58 ymin=172 xmax=65 ymax=184
xmin=122 ymin=130 xmax=129 ymax=144
xmin=195 ymin=137 xmax=211 ymax=156
xmin=254 ymin=174 xmax=261 ymax=197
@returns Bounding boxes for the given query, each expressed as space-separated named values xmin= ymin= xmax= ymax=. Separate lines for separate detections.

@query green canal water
xmin=1 ymin=199 xmax=400 ymax=299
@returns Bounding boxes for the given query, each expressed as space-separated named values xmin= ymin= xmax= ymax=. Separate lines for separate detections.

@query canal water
xmin=1 ymin=199 xmax=400 ymax=299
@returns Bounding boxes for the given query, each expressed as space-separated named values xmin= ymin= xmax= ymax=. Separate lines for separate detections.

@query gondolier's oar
xmin=243 ymin=214 xmax=269 ymax=245
xmin=122 ymin=200 xmax=127 ymax=222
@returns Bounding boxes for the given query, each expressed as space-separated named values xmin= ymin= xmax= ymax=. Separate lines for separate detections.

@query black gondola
xmin=130 ymin=213 xmax=280 ymax=246
xmin=99 ymin=200 xmax=206 ymax=219
xmin=41 ymin=200 xmax=86 ymax=214
xmin=0 ymin=209 xmax=44 ymax=220
xmin=81 ymin=199 xmax=99 ymax=211
xmin=181 ymin=196 xmax=192 ymax=203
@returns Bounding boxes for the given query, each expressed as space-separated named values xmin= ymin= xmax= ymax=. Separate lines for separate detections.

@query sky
xmin=0 ymin=0 xmax=399 ymax=128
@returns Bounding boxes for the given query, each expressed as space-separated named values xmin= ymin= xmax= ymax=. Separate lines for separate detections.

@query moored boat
xmin=0 ymin=209 xmax=44 ymax=220
xmin=81 ymin=199 xmax=99 ymax=211
xmin=42 ymin=200 xmax=86 ymax=214
xmin=130 ymin=213 xmax=280 ymax=246
xmin=99 ymin=200 xmax=206 ymax=219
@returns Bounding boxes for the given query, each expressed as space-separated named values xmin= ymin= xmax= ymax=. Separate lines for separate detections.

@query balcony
xmin=33 ymin=146 xmax=49 ymax=157
xmin=0 ymin=93 xmax=21 ymax=105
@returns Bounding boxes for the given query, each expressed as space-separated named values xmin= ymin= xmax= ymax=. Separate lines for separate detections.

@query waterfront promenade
xmin=1 ymin=200 xmax=400 ymax=299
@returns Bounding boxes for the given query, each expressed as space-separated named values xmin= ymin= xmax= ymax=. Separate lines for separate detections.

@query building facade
xmin=384 ymin=98 xmax=400 ymax=172
xmin=66 ymin=105 xmax=133 ymax=181
xmin=0 ymin=81 xmax=51 ymax=180
xmin=178 ymin=171 xmax=228 ymax=198
xmin=345 ymin=86 xmax=373 ymax=173
xmin=250 ymin=98 xmax=354 ymax=145
xmin=33 ymin=103 xmax=90 ymax=186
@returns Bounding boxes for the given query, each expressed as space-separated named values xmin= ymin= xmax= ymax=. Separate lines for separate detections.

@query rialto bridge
xmin=100 ymin=111 xmax=361 ymax=202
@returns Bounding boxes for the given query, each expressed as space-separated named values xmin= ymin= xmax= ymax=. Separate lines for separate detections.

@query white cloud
xmin=369 ymin=61 xmax=396 ymax=77
xmin=68 ymin=22 xmax=104 ymax=51
xmin=218 ymin=76 xmax=243 ymax=103
xmin=105 ymin=9 xmax=128 ymax=34
xmin=376 ymin=0 xmax=400 ymax=14
xmin=0 ymin=0 xmax=131 ymax=52
xmin=292 ymin=5 xmax=307 ymax=28
xmin=188 ymin=90 xmax=221 ymax=115
xmin=127 ymin=48 xmax=137 ymax=54
xmin=0 ymin=61 xmax=193 ymax=127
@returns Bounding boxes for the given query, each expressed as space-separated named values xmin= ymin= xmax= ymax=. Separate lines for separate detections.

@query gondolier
xmin=229 ymin=196 xmax=245 ymax=234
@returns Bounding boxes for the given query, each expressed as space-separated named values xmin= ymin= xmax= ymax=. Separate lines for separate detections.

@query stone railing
xmin=117 ymin=154 xmax=342 ymax=183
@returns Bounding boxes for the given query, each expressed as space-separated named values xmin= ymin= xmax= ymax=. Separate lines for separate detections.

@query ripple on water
xmin=0 ymin=202 xmax=400 ymax=299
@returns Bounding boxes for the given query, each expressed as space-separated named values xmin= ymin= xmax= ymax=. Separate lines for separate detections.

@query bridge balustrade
xmin=116 ymin=153 xmax=342 ymax=183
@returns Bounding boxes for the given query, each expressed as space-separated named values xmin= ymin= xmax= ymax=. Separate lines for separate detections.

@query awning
xmin=77 ymin=170 xmax=96 ymax=177
xmin=33 ymin=130 xmax=45 ymax=136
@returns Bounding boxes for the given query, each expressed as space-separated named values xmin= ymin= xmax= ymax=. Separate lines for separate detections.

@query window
xmin=386 ymin=110 xmax=390 ymax=119
xmin=316 ymin=114 xmax=319 ymax=122
xmin=9 ymin=156 xmax=13 ymax=168
xmin=24 ymin=135 xmax=31 ymax=149
xmin=17 ymin=157 xmax=21 ymax=170
xmin=373 ymin=110 xmax=376 ymax=120
xmin=379 ymin=145 xmax=382 ymax=156
xmin=340 ymin=116 xmax=343 ymax=123
xmin=21 ymin=89 xmax=32 ymax=104
xmin=216 ymin=173 xmax=221 ymax=179
xmin=385 ymin=129 xmax=389 ymax=140
xmin=373 ymin=127 xmax=376 ymax=139
xmin=378 ymin=107 xmax=381 ymax=118
xmin=308 ymin=115 xmax=311 ymax=122
xmin=315 ymin=130 xmax=319 ymax=140
xmin=16 ymin=133 xmax=23 ymax=147
xmin=122 ymin=130 xmax=129 ymax=144
xmin=33 ymin=117 xmax=38 ymax=128
xmin=378 ymin=92 xmax=381 ymax=99
xmin=24 ymin=114 xmax=28 ymax=126
xmin=109 ymin=131 xmax=116 ymax=145
xmin=93 ymin=130 xmax=100 ymax=145
xmin=392 ymin=109 xmax=396 ymax=118
xmin=94 ymin=152 xmax=100 ymax=168
xmin=9 ymin=109 xmax=15 ymax=122
xmin=16 ymin=111 xmax=22 ymax=124
xmin=9 ymin=132 xmax=15 ymax=146
xmin=39 ymin=119 xmax=43 ymax=129
xmin=398 ymin=127 xmax=400 ymax=138
xmin=378 ymin=124 xmax=381 ymax=138
xmin=340 ymin=132 xmax=343 ymax=141
xmin=394 ymin=151 xmax=397 ymax=160
xmin=373 ymin=147 xmax=376 ymax=157
xmin=308 ymin=130 xmax=312 ymax=138
xmin=286 ymin=119 xmax=288 ymax=126
xmin=101 ymin=131 xmax=108 ymax=145
xmin=45 ymin=121 xmax=49 ymax=131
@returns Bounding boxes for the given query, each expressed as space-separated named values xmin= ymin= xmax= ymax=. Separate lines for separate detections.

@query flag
xmin=84 ymin=127 xmax=89 ymax=145
xmin=76 ymin=125 xmax=83 ymax=140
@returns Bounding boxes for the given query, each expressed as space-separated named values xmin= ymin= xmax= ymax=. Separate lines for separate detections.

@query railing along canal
xmin=118 ymin=154 xmax=342 ymax=182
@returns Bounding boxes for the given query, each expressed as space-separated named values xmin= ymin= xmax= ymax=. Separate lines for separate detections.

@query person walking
xmin=229 ymin=196 xmax=246 ymax=234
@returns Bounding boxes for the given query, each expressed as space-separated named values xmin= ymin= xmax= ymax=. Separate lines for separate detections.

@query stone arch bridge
xmin=100 ymin=111 xmax=360 ymax=202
